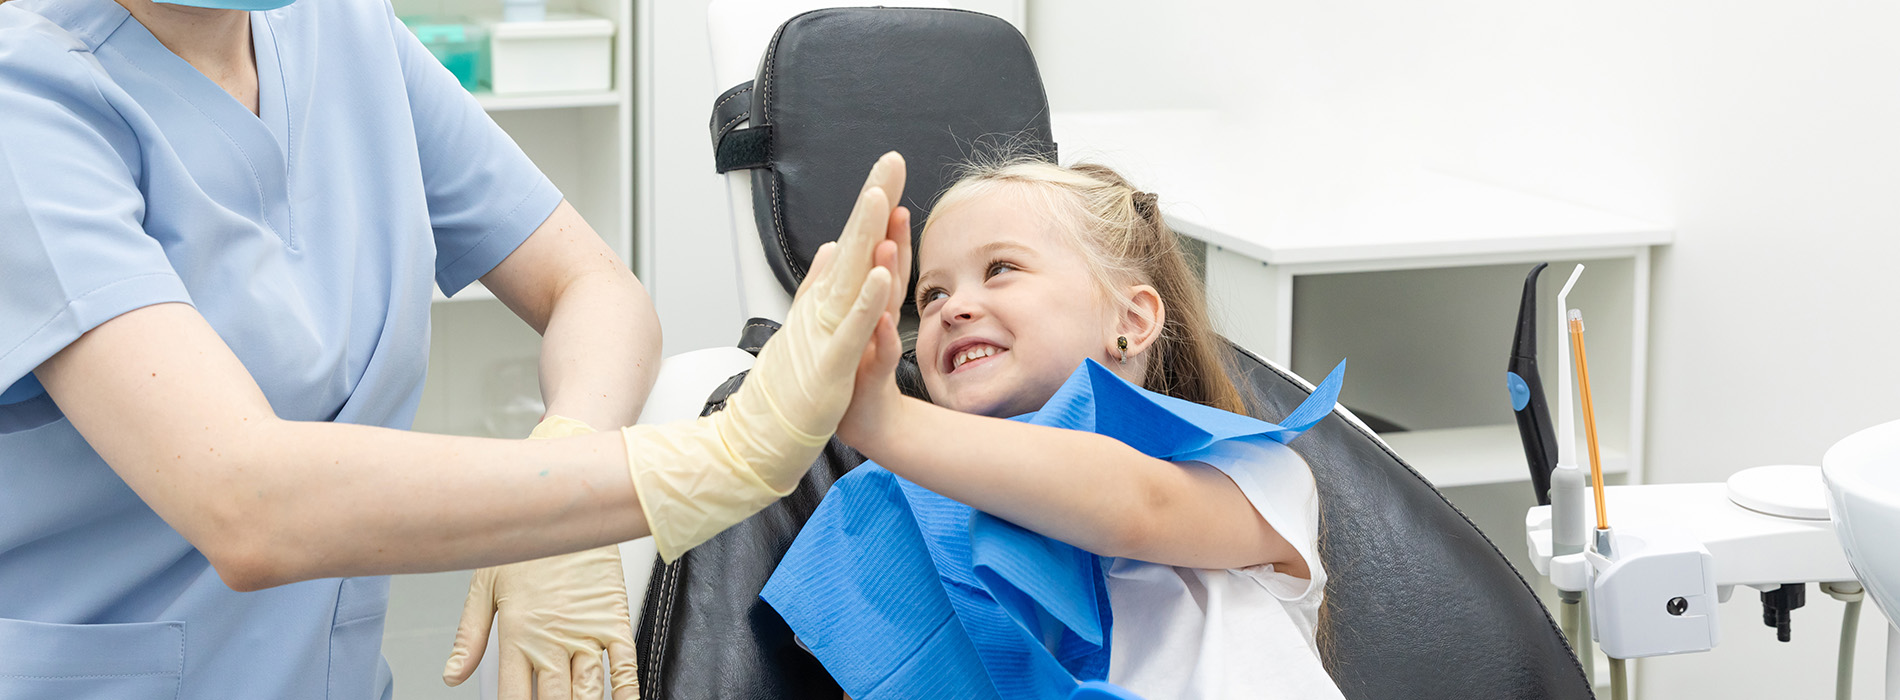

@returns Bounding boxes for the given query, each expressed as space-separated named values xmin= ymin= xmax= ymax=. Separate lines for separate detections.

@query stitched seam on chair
xmin=759 ymin=16 xmax=798 ymax=282
xmin=740 ymin=321 xmax=776 ymax=353
xmin=759 ymin=19 xmax=786 ymax=127
xmin=1229 ymin=342 xmax=1593 ymax=690
xmin=643 ymin=561 xmax=671 ymax=694
xmin=713 ymin=85 xmax=752 ymax=113
xmin=713 ymin=85 xmax=753 ymax=144
xmin=773 ymin=172 xmax=794 ymax=279
xmin=716 ymin=112 xmax=750 ymax=142
xmin=652 ymin=558 xmax=682 ymax=693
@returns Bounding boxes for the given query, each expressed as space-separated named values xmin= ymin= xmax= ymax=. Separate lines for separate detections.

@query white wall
xmin=1030 ymin=1 xmax=1900 ymax=697
xmin=638 ymin=0 xmax=745 ymax=356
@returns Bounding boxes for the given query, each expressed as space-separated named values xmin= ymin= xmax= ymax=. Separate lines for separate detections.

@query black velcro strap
xmin=711 ymin=80 xmax=771 ymax=173
xmin=714 ymin=125 xmax=772 ymax=173
xmin=709 ymin=80 xmax=754 ymax=146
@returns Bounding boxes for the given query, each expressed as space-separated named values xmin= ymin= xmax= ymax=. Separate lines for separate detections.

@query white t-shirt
xmin=1104 ymin=436 xmax=1346 ymax=700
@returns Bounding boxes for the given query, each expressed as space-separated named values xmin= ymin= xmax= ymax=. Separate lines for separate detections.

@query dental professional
xmin=0 ymin=0 xmax=910 ymax=694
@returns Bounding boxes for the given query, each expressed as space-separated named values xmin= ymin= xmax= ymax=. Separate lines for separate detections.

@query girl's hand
xmin=837 ymin=306 xmax=907 ymax=454
xmin=837 ymin=200 xmax=912 ymax=454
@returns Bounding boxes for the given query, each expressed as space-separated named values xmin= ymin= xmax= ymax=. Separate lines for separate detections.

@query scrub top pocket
xmin=0 ymin=617 xmax=184 ymax=700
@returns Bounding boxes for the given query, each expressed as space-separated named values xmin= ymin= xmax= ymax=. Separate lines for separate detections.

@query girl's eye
xmin=918 ymin=287 xmax=948 ymax=308
xmin=986 ymin=260 xmax=1017 ymax=279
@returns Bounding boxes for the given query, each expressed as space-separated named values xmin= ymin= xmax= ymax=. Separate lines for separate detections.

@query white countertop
xmin=1050 ymin=109 xmax=1673 ymax=267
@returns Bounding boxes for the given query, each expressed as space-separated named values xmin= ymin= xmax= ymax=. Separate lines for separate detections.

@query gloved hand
xmin=443 ymin=415 xmax=638 ymax=700
xmin=624 ymin=151 xmax=907 ymax=562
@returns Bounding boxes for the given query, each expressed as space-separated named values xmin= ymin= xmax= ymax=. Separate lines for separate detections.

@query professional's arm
xmin=35 ymin=160 xmax=904 ymax=595
xmin=33 ymin=302 xmax=644 ymax=592
xmin=480 ymin=200 xmax=661 ymax=430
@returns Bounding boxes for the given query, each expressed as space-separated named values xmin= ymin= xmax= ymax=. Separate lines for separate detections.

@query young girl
xmin=764 ymin=157 xmax=1347 ymax=700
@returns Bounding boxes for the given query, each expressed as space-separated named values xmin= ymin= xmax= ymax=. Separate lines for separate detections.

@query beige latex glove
xmin=443 ymin=415 xmax=639 ymax=700
xmin=626 ymin=152 xmax=906 ymax=562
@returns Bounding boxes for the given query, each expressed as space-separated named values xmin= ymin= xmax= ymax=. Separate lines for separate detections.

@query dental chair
xmin=620 ymin=5 xmax=1599 ymax=699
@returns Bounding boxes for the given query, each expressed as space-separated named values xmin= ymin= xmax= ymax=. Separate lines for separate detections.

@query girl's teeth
xmin=955 ymin=345 xmax=998 ymax=369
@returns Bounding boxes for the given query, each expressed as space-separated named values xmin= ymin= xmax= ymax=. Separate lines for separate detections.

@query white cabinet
xmin=390 ymin=0 xmax=635 ymax=438
xmin=1052 ymin=109 xmax=1673 ymax=490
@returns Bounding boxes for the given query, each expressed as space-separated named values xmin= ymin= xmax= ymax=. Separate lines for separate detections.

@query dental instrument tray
xmin=708 ymin=7 xmax=1056 ymax=303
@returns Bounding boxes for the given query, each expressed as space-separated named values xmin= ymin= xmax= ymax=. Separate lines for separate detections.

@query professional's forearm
xmin=36 ymin=302 xmax=653 ymax=591
xmin=537 ymin=267 xmax=662 ymax=430
xmin=224 ymin=421 xmax=644 ymax=589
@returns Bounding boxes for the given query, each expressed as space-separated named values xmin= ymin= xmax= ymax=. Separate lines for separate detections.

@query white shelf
xmin=476 ymin=90 xmax=622 ymax=112
xmin=1380 ymin=424 xmax=1628 ymax=490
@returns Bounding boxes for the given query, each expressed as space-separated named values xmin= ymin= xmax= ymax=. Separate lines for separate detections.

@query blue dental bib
xmin=763 ymin=359 xmax=1345 ymax=699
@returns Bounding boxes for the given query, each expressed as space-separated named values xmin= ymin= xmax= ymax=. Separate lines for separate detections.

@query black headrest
xmin=710 ymin=6 xmax=1056 ymax=301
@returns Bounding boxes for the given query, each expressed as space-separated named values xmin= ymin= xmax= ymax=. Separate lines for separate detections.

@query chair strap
xmin=711 ymin=80 xmax=772 ymax=173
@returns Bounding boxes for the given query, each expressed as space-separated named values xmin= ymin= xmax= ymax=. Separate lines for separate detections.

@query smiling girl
xmin=769 ymin=156 xmax=1346 ymax=699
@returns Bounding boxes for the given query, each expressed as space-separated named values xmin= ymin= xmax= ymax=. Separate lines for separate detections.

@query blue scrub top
xmin=0 ymin=0 xmax=561 ymax=695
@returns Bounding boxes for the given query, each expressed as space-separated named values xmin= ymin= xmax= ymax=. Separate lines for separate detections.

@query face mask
xmin=152 ymin=0 xmax=296 ymax=11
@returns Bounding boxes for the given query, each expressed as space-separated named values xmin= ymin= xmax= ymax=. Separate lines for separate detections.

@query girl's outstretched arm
xmin=846 ymin=393 xmax=1308 ymax=575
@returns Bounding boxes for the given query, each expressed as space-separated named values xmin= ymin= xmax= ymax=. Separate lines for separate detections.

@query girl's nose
xmin=939 ymin=292 xmax=981 ymax=326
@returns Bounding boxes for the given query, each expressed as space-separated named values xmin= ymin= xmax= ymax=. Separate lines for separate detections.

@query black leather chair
xmin=634 ymin=6 xmax=1593 ymax=699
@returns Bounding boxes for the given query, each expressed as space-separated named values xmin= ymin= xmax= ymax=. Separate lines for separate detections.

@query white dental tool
xmin=1548 ymin=264 xmax=1594 ymax=681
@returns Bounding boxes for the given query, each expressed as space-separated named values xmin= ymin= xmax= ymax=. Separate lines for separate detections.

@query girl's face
xmin=915 ymin=186 xmax=1122 ymax=418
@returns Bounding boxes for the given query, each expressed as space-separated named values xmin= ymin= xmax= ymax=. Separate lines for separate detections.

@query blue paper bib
xmin=763 ymin=359 xmax=1345 ymax=699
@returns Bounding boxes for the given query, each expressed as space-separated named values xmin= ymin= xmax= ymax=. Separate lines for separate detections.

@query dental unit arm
xmin=1515 ymin=264 xmax=1894 ymax=700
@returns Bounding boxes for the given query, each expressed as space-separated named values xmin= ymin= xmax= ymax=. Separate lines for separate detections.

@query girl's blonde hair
xmin=925 ymin=157 xmax=1248 ymax=415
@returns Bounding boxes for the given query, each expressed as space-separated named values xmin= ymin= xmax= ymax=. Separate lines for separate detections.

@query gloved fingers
xmin=498 ymin=648 xmax=534 ymax=700
xmin=815 ymin=183 xmax=893 ymax=325
xmin=848 ymin=151 xmax=905 ymax=317
xmin=607 ymin=640 xmax=640 ymax=700
xmin=537 ymin=659 xmax=574 ymax=700
xmin=859 ymin=151 xmax=906 ymax=198
xmin=796 ymin=242 xmax=838 ymax=299
xmin=441 ymin=572 xmax=497 ymax=686
xmin=570 ymin=649 xmax=605 ymax=700
xmin=830 ymin=266 xmax=893 ymax=367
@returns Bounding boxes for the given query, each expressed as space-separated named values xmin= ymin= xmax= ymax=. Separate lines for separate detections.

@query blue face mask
xmin=152 ymin=0 xmax=296 ymax=10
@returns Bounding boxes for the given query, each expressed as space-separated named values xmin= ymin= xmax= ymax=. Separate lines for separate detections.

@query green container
xmin=400 ymin=16 xmax=490 ymax=91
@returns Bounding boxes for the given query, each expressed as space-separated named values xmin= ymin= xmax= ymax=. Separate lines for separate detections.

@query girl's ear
xmin=1116 ymin=284 xmax=1166 ymax=359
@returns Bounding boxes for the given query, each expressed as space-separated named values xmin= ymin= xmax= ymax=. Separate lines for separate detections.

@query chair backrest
xmin=1227 ymin=344 xmax=1593 ymax=699
xmin=638 ymin=7 xmax=1597 ymax=699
